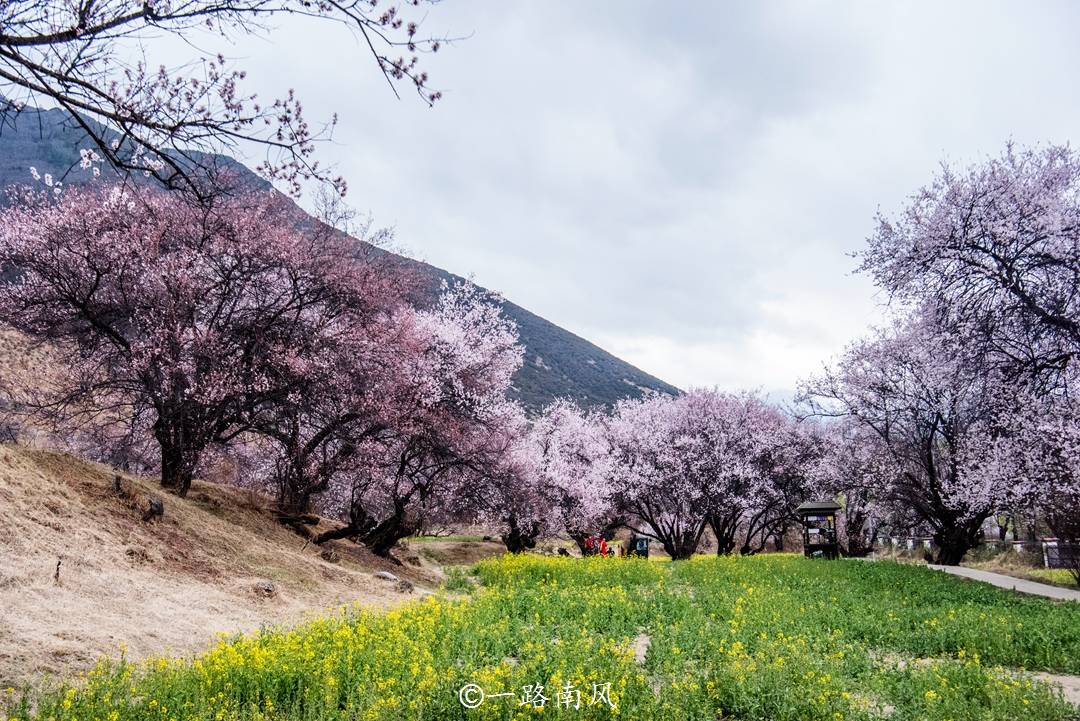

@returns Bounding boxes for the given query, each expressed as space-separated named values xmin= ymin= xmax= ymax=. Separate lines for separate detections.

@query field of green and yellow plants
xmin=5 ymin=555 xmax=1080 ymax=721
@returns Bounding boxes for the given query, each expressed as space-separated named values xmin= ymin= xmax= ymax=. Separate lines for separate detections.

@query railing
xmin=873 ymin=537 xmax=1078 ymax=569
xmin=1043 ymin=541 xmax=1080 ymax=570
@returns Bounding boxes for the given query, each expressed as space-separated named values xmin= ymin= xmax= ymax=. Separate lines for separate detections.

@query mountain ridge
xmin=0 ymin=105 xmax=680 ymax=411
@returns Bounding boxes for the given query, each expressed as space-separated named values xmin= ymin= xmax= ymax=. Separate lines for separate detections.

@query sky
xmin=169 ymin=1 xmax=1080 ymax=396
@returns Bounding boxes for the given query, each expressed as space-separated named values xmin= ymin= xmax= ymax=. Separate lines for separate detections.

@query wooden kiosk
xmin=795 ymin=500 xmax=841 ymax=560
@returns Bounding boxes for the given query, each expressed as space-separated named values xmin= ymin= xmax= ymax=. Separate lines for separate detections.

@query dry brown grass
xmin=0 ymin=443 xmax=444 ymax=687
xmin=411 ymin=539 xmax=508 ymax=566
xmin=0 ymin=325 xmax=55 ymax=386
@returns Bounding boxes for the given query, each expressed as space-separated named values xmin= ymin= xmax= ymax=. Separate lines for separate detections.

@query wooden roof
xmin=795 ymin=500 xmax=842 ymax=514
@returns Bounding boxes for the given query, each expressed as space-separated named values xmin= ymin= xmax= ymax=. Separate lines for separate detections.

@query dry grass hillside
xmin=0 ymin=444 xmax=457 ymax=687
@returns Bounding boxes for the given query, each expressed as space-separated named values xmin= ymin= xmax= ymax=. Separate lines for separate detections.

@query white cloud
xmin=154 ymin=0 xmax=1080 ymax=397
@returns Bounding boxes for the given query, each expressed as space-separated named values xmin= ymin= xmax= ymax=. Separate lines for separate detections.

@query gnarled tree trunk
xmin=931 ymin=516 xmax=986 ymax=565
xmin=708 ymin=509 xmax=741 ymax=555
xmin=501 ymin=517 xmax=540 ymax=554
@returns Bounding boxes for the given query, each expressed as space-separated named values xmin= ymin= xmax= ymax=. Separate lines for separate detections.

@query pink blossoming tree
xmin=606 ymin=389 xmax=815 ymax=560
xmin=800 ymin=310 xmax=1010 ymax=564
xmin=860 ymin=143 xmax=1080 ymax=383
xmin=310 ymin=283 xmax=526 ymax=557
xmin=0 ymin=0 xmax=449 ymax=196
xmin=851 ymin=142 xmax=1080 ymax=566
xmin=0 ymin=184 xmax=385 ymax=496
xmin=529 ymin=399 xmax=621 ymax=554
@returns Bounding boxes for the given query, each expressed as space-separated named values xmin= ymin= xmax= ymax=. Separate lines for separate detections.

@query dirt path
xmin=1037 ymin=672 xmax=1080 ymax=708
xmin=926 ymin=565 xmax=1080 ymax=602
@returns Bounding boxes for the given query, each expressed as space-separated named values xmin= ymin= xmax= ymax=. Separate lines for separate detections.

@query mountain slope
xmin=0 ymin=106 xmax=680 ymax=411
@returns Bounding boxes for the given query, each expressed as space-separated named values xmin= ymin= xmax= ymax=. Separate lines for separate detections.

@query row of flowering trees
xmin=5 ymin=144 xmax=1079 ymax=570
xmin=480 ymin=390 xmax=857 ymax=561
xmin=0 ymin=180 xmax=856 ymax=560
xmin=0 ymin=183 xmax=528 ymax=557
xmin=491 ymin=142 xmax=1080 ymax=570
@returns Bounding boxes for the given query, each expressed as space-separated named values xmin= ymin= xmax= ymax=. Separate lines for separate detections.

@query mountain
xmin=0 ymin=106 xmax=680 ymax=411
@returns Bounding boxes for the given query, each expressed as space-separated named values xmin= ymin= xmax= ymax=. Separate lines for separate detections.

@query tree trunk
xmin=569 ymin=531 xmax=590 ymax=556
xmin=844 ymin=515 xmax=873 ymax=557
xmin=502 ymin=530 xmax=538 ymax=554
xmin=361 ymin=515 xmax=416 ymax=558
xmin=932 ymin=520 xmax=984 ymax=565
xmin=501 ymin=518 xmax=540 ymax=554
xmin=707 ymin=511 xmax=739 ymax=556
xmin=311 ymin=515 xmax=414 ymax=559
xmin=276 ymin=481 xmax=313 ymax=516
xmin=661 ymin=526 xmax=702 ymax=560
xmin=662 ymin=539 xmax=695 ymax=560
xmin=313 ymin=524 xmax=357 ymax=544
xmin=159 ymin=440 xmax=196 ymax=497
xmin=774 ymin=522 xmax=787 ymax=552
xmin=153 ymin=405 xmax=205 ymax=498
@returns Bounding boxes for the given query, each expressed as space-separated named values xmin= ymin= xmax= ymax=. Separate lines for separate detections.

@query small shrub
xmin=442 ymin=566 xmax=475 ymax=593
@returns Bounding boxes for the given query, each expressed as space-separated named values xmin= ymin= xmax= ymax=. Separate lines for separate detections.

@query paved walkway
xmin=926 ymin=564 xmax=1080 ymax=602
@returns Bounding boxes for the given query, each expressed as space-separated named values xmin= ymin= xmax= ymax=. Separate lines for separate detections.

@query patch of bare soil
xmin=0 ymin=444 xmax=432 ymax=686
xmin=414 ymin=539 xmax=507 ymax=566
xmin=631 ymin=633 xmax=650 ymax=664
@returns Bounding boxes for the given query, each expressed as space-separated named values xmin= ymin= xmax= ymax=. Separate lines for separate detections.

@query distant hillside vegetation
xmin=0 ymin=106 xmax=680 ymax=411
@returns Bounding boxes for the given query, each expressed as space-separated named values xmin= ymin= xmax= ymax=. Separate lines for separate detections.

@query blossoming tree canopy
xmin=814 ymin=419 xmax=899 ymax=557
xmin=309 ymin=283 xmax=528 ymax=556
xmin=799 ymin=309 xmax=1017 ymax=564
xmin=0 ymin=183 xmax=407 ymax=496
xmin=846 ymin=141 xmax=1080 ymax=566
xmin=959 ymin=376 xmax=1080 ymax=581
xmin=606 ymin=389 xmax=815 ymax=560
xmin=0 ymin=0 xmax=448 ymax=196
xmin=860 ymin=143 xmax=1080 ymax=382
xmin=241 ymin=273 xmax=417 ymax=518
xmin=529 ymin=399 xmax=620 ymax=553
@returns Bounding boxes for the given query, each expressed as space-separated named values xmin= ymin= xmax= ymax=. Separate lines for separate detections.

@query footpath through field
xmin=926 ymin=564 xmax=1080 ymax=602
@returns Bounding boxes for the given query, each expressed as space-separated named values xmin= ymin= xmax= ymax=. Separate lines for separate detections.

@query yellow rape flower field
xmin=4 ymin=555 xmax=1080 ymax=721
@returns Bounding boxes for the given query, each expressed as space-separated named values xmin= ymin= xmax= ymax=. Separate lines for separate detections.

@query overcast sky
xmin=184 ymin=1 xmax=1080 ymax=396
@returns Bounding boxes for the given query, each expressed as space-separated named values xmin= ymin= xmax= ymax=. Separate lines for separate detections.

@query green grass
xmin=443 ymin=566 xmax=477 ymax=593
xmin=5 ymin=555 xmax=1080 ymax=721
